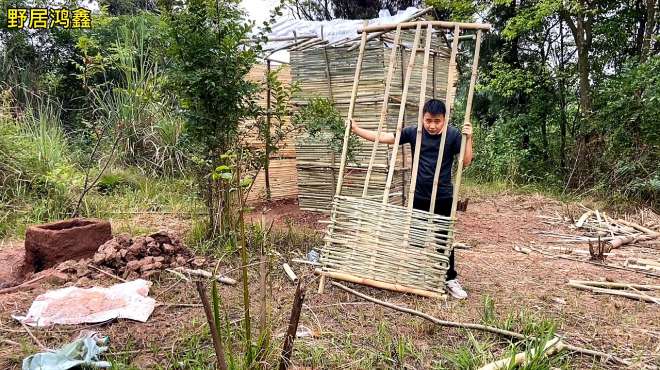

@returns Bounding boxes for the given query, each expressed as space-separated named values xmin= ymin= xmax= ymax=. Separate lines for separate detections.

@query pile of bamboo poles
xmin=539 ymin=208 xmax=660 ymax=252
xmin=320 ymin=195 xmax=453 ymax=294
xmin=290 ymin=31 xmax=453 ymax=212
xmin=568 ymin=279 xmax=660 ymax=304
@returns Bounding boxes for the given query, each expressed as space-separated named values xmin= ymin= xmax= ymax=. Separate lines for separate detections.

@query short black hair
xmin=422 ymin=99 xmax=446 ymax=116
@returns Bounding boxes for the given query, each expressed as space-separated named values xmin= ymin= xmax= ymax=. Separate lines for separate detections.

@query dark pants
xmin=412 ymin=196 xmax=457 ymax=280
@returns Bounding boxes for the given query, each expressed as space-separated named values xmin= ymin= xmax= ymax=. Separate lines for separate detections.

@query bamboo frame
xmin=362 ymin=26 xmax=402 ymax=197
xmin=359 ymin=20 xmax=492 ymax=33
xmin=406 ymin=24 xmax=434 ymax=210
xmin=318 ymin=20 xmax=488 ymax=297
xmin=382 ymin=23 xmax=423 ymax=202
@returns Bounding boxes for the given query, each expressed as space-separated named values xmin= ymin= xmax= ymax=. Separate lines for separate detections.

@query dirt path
xmin=0 ymin=193 xmax=658 ymax=368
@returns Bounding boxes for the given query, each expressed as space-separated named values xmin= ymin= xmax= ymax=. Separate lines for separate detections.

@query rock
xmin=192 ymin=258 xmax=205 ymax=268
xmin=127 ymin=260 xmax=143 ymax=272
xmin=163 ymin=243 xmax=175 ymax=253
xmin=93 ymin=253 xmax=107 ymax=264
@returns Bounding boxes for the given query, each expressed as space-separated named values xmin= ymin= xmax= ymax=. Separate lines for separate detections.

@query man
xmin=350 ymin=98 xmax=472 ymax=299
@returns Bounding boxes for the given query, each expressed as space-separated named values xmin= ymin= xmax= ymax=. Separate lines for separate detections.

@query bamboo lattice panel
xmin=290 ymin=36 xmax=452 ymax=212
xmin=321 ymin=195 xmax=453 ymax=294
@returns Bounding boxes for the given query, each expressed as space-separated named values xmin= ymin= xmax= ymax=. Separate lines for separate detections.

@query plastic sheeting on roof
xmin=264 ymin=7 xmax=425 ymax=62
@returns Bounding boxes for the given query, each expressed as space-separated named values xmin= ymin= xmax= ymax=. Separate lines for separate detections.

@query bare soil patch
xmin=0 ymin=192 xmax=658 ymax=369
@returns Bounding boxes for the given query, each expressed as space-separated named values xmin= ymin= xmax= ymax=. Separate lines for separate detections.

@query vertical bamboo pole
xmin=449 ymin=30 xmax=482 ymax=219
xmin=265 ymin=59 xmax=272 ymax=200
xmin=362 ymin=26 xmax=401 ymax=197
xmin=429 ymin=25 xmax=460 ymax=212
xmin=382 ymin=23 xmax=423 ymax=203
xmin=406 ymin=24 xmax=434 ymax=210
xmin=319 ymin=21 xmax=369 ymax=294
xmin=334 ymin=20 xmax=369 ymax=196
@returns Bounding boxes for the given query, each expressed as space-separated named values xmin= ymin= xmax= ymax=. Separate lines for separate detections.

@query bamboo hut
xmin=263 ymin=8 xmax=456 ymax=212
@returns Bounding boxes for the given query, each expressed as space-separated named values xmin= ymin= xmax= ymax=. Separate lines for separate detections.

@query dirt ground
xmin=0 ymin=193 xmax=658 ymax=369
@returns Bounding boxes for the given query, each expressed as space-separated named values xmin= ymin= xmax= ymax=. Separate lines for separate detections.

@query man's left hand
xmin=462 ymin=121 xmax=473 ymax=138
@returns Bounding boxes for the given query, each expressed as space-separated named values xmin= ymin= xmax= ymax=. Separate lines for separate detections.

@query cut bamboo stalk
xmin=282 ymin=263 xmax=298 ymax=283
xmin=316 ymin=268 xmax=446 ymax=298
xmin=616 ymin=218 xmax=660 ymax=236
xmin=568 ymin=281 xmax=660 ymax=303
xmin=568 ymin=279 xmax=660 ymax=290
xmin=449 ymin=29 xmax=483 ymax=218
xmin=478 ymin=337 xmax=565 ymax=370
xmin=575 ymin=210 xmax=593 ymax=228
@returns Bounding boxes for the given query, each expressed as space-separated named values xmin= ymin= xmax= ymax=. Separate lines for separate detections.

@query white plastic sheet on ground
xmin=13 ymin=279 xmax=156 ymax=327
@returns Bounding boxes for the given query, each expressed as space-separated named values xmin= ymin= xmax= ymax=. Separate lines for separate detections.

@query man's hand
xmin=350 ymin=118 xmax=358 ymax=132
xmin=462 ymin=121 xmax=473 ymax=138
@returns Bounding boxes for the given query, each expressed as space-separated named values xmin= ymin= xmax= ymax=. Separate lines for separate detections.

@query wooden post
xmin=278 ymin=281 xmax=306 ymax=370
xmin=362 ymin=26 xmax=401 ymax=197
xmin=195 ymin=281 xmax=229 ymax=370
xmin=382 ymin=23 xmax=423 ymax=203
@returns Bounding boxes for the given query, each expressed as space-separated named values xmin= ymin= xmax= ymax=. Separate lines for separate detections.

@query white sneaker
xmin=446 ymin=279 xmax=468 ymax=299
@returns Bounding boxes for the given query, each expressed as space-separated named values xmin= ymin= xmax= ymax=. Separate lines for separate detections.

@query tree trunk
xmin=559 ymin=19 xmax=567 ymax=169
xmin=562 ymin=9 xmax=593 ymax=116
xmin=642 ymin=0 xmax=658 ymax=61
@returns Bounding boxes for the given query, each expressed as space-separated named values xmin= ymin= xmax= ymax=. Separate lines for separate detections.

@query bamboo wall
xmin=291 ymin=31 xmax=453 ymax=212
xmin=242 ymin=64 xmax=298 ymax=202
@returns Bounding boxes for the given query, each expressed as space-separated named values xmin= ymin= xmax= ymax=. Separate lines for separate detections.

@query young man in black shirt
xmin=350 ymin=99 xmax=473 ymax=299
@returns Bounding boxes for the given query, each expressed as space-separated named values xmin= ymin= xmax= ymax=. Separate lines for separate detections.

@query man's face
xmin=422 ymin=112 xmax=445 ymax=135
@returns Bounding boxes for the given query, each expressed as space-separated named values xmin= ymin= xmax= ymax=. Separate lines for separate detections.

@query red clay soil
xmin=0 ymin=241 xmax=25 ymax=289
xmin=1 ymin=193 xmax=658 ymax=368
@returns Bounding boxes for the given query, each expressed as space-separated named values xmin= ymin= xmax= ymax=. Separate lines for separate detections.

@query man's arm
xmin=462 ymin=121 xmax=473 ymax=167
xmin=351 ymin=119 xmax=396 ymax=144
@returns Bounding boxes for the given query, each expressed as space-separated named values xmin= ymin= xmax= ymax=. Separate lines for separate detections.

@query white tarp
xmin=265 ymin=7 xmax=424 ymax=62
xmin=14 ymin=279 xmax=156 ymax=327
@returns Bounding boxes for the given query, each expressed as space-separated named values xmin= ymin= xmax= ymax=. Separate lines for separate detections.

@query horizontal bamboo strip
xmin=316 ymin=269 xmax=446 ymax=298
xmin=359 ymin=21 xmax=492 ymax=33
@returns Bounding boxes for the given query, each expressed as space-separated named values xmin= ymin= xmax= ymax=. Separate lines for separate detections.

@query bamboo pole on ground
xmin=478 ymin=337 xmax=565 ymax=370
xmin=331 ymin=281 xmax=631 ymax=366
xmin=568 ymin=281 xmax=660 ymax=303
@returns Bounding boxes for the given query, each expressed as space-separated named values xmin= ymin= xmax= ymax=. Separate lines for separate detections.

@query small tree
xmin=166 ymin=0 xmax=260 ymax=236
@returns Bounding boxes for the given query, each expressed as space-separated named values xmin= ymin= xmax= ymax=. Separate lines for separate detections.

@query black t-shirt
xmin=399 ymin=125 xmax=461 ymax=200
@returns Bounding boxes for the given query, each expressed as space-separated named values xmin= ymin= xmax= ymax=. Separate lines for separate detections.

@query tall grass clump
xmin=0 ymin=90 xmax=81 ymax=236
